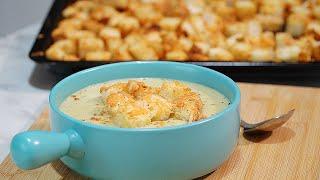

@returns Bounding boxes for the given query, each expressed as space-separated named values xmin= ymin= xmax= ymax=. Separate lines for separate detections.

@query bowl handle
xmin=10 ymin=129 xmax=85 ymax=170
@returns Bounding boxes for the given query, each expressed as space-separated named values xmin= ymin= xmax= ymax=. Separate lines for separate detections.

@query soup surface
xmin=60 ymin=78 xmax=229 ymax=128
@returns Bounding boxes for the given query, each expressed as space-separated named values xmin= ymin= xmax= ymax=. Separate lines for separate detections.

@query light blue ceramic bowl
xmin=11 ymin=61 xmax=240 ymax=179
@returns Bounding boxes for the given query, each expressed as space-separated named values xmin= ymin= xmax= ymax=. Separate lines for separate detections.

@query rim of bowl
xmin=49 ymin=61 xmax=241 ymax=132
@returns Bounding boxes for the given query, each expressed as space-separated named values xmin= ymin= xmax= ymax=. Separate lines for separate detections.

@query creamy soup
xmin=60 ymin=78 xmax=230 ymax=128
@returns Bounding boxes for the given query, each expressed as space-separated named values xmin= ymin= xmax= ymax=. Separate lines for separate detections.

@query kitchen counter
xmin=1 ymin=83 xmax=320 ymax=179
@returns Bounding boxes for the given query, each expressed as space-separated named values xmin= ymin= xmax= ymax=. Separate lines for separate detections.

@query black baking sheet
xmin=29 ymin=0 xmax=320 ymax=76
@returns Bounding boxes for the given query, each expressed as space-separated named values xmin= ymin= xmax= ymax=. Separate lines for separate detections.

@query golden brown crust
xmin=82 ymin=19 xmax=104 ymax=33
xmin=45 ymin=39 xmax=78 ymax=60
xmin=85 ymin=51 xmax=112 ymax=61
xmin=78 ymin=37 xmax=105 ymax=58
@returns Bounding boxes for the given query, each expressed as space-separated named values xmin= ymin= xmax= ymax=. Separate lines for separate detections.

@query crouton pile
xmin=99 ymin=80 xmax=203 ymax=128
xmin=46 ymin=0 xmax=320 ymax=62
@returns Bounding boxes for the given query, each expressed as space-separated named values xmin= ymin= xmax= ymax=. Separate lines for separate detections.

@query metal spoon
xmin=241 ymin=109 xmax=295 ymax=134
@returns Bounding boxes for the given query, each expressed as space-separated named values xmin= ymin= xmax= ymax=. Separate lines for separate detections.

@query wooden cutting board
xmin=1 ymin=83 xmax=320 ymax=180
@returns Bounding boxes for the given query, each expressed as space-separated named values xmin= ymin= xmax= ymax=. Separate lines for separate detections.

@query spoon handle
xmin=240 ymin=120 xmax=255 ymax=129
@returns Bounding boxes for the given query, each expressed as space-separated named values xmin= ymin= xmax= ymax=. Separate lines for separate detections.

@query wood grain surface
xmin=1 ymin=83 xmax=320 ymax=180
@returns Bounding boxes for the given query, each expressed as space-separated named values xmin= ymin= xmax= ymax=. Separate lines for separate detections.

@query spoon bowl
xmin=241 ymin=109 xmax=295 ymax=134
